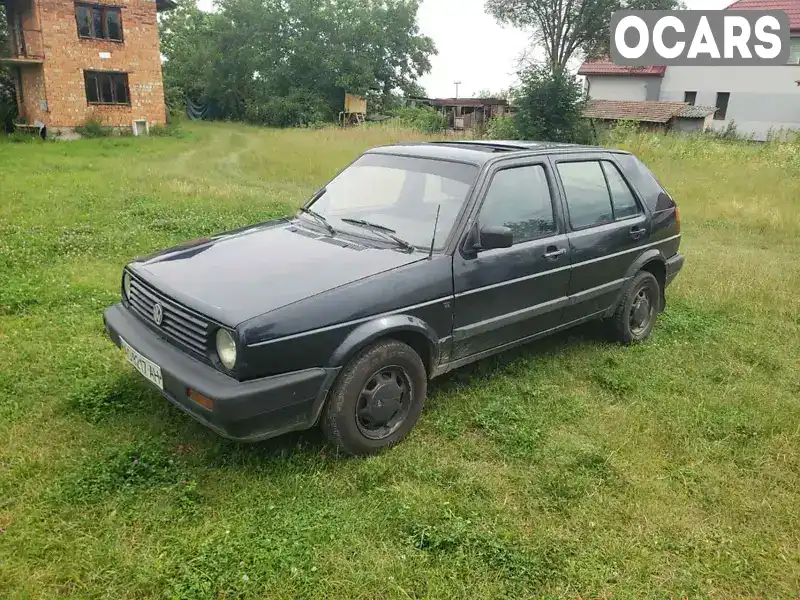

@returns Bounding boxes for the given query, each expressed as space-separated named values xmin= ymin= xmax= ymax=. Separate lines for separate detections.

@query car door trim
xmin=453 ymin=295 xmax=571 ymax=341
xmin=455 ymin=234 xmax=680 ymax=299
xmin=453 ymin=277 xmax=628 ymax=342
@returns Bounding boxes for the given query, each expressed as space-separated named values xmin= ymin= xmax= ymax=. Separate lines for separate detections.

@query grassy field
xmin=1 ymin=122 xmax=799 ymax=599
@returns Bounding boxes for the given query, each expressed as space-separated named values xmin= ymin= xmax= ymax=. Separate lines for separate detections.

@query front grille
xmin=128 ymin=275 xmax=211 ymax=359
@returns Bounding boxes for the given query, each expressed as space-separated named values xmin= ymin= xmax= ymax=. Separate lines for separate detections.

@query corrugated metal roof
xmin=584 ymin=99 xmax=687 ymax=123
xmin=678 ymin=104 xmax=718 ymax=118
xmin=578 ymin=58 xmax=667 ymax=77
xmin=727 ymin=0 xmax=800 ymax=31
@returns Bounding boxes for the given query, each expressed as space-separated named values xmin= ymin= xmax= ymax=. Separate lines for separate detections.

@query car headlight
xmin=123 ymin=272 xmax=132 ymax=301
xmin=216 ymin=329 xmax=237 ymax=370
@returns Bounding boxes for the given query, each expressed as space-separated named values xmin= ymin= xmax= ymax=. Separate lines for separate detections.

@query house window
xmin=84 ymin=71 xmax=130 ymax=105
xmin=790 ymin=37 xmax=800 ymax=64
xmin=684 ymin=91 xmax=697 ymax=105
xmin=714 ymin=92 xmax=730 ymax=121
xmin=75 ymin=3 xmax=123 ymax=41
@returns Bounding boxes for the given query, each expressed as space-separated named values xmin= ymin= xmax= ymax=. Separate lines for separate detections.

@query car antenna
xmin=428 ymin=204 xmax=441 ymax=260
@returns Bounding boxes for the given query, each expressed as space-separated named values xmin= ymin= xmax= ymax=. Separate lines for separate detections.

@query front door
xmin=451 ymin=160 xmax=571 ymax=362
xmin=551 ymin=154 xmax=651 ymax=323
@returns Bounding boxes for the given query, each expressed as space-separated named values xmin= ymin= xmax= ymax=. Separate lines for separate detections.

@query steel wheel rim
xmin=355 ymin=365 xmax=413 ymax=440
xmin=629 ymin=283 xmax=656 ymax=337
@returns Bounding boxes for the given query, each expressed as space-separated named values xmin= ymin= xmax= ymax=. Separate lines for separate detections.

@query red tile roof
xmin=578 ymin=58 xmax=667 ymax=77
xmin=727 ymin=0 xmax=800 ymax=31
xmin=583 ymin=99 xmax=688 ymax=123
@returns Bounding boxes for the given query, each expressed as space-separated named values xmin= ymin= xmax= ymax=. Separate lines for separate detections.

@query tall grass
xmin=0 ymin=122 xmax=798 ymax=599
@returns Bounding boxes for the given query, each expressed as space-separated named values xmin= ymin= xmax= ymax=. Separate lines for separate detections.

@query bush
xmin=486 ymin=115 xmax=519 ymax=140
xmin=393 ymin=105 xmax=447 ymax=134
xmin=149 ymin=121 xmax=183 ymax=137
xmin=163 ymin=85 xmax=186 ymax=117
xmin=514 ymin=65 xmax=590 ymax=144
xmin=244 ymin=92 xmax=332 ymax=127
xmin=75 ymin=118 xmax=112 ymax=138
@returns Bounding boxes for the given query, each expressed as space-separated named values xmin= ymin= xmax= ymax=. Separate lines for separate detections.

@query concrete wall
xmin=586 ymin=76 xmax=662 ymax=101
xmin=660 ymin=65 xmax=800 ymax=140
xmin=21 ymin=0 xmax=167 ymax=129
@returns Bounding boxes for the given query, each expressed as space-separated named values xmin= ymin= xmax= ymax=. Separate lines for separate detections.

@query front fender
xmin=328 ymin=314 xmax=440 ymax=369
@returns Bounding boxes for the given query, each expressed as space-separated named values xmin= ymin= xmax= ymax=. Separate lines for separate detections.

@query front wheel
xmin=321 ymin=340 xmax=427 ymax=456
xmin=610 ymin=271 xmax=661 ymax=345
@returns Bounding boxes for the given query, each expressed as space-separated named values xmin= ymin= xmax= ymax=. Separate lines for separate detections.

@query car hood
xmin=132 ymin=219 xmax=426 ymax=326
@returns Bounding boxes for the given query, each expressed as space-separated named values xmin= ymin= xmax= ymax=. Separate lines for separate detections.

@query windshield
xmin=307 ymin=153 xmax=478 ymax=250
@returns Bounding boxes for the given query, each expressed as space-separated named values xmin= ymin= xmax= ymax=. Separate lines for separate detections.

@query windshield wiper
xmin=298 ymin=206 xmax=335 ymax=236
xmin=341 ymin=218 xmax=415 ymax=252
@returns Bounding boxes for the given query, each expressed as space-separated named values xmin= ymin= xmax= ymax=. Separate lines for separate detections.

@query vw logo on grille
xmin=152 ymin=303 xmax=164 ymax=326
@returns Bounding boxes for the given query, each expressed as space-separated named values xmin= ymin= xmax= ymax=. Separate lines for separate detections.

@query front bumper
xmin=665 ymin=253 xmax=685 ymax=287
xmin=103 ymin=303 xmax=339 ymax=442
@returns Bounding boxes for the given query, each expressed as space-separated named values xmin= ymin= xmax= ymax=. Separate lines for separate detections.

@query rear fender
xmin=603 ymin=249 xmax=666 ymax=317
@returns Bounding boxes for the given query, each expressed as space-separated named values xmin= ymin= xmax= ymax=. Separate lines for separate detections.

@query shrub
xmin=149 ymin=122 xmax=183 ymax=137
xmin=393 ymin=105 xmax=448 ymax=134
xmin=514 ymin=65 xmax=590 ymax=144
xmin=244 ymin=92 xmax=332 ymax=127
xmin=486 ymin=115 xmax=519 ymax=140
xmin=75 ymin=118 xmax=112 ymax=138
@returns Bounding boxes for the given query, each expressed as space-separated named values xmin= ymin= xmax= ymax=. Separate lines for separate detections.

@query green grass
xmin=1 ymin=122 xmax=799 ymax=599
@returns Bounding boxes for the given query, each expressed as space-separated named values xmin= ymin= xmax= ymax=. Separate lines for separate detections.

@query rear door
xmin=552 ymin=153 xmax=650 ymax=323
xmin=451 ymin=159 xmax=571 ymax=362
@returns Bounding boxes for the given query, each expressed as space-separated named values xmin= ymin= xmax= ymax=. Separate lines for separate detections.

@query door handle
xmin=543 ymin=247 xmax=567 ymax=261
xmin=630 ymin=227 xmax=647 ymax=240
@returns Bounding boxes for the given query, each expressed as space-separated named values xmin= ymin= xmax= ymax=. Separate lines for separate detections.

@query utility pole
xmin=454 ymin=81 xmax=462 ymax=99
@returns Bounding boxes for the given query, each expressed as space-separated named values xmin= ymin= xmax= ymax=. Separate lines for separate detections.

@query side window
xmin=479 ymin=165 xmax=556 ymax=245
xmin=602 ymin=161 xmax=641 ymax=219
xmin=557 ymin=161 xmax=613 ymax=229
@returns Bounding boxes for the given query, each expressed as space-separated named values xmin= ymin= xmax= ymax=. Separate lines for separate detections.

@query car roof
xmin=369 ymin=140 xmax=630 ymax=166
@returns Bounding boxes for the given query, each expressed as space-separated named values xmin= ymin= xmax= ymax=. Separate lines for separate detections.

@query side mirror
xmin=477 ymin=225 xmax=513 ymax=251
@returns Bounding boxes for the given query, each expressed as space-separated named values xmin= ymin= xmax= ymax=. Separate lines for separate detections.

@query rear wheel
xmin=610 ymin=271 xmax=661 ymax=345
xmin=321 ymin=340 xmax=427 ymax=456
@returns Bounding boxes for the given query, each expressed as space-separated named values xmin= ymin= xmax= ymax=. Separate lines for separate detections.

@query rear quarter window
xmin=614 ymin=154 xmax=675 ymax=212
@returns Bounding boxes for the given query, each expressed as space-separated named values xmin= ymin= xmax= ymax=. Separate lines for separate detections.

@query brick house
xmin=1 ymin=0 xmax=173 ymax=135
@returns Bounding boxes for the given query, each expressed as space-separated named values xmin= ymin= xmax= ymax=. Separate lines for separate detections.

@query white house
xmin=579 ymin=0 xmax=800 ymax=140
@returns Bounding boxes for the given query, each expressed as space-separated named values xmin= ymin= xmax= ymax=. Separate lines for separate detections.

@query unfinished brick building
xmin=1 ymin=0 xmax=173 ymax=135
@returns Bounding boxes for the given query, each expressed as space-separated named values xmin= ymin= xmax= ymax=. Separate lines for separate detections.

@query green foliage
xmin=75 ymin=118 xmax=113 ymax=138
xmin=392 ymin=105 xmax=447 ymax=133
xmin=159 ymin=0 xmax=435 ymax=126
xmin=486 ymin=0 xmax=683 ymax=70
xmin=486 ymin=115 xmax=520 ymax=140
xmin=513 ymin=65 xmax=591 ymax=143
xmin=244 ymin=90 xmax=332 ymax=127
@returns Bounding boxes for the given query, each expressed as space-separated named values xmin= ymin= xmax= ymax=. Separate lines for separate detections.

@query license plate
xmin=121 ymin=338 xmax=164 ymax=390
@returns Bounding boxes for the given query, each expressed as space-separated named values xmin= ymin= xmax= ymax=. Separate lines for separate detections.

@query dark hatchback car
xmin=103 ymin=140 xmax=684 ymax=455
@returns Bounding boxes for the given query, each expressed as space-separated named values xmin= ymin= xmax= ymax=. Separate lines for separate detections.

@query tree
xmin=485 ymin=0 xmax=682 ymax=71
xmin=159 ymin=0 xmax=435 ymax=125
xmin=0 ymin=4 xmax=18 ymax=131
xmin=512 ymin=64 xmax=589 ymax=143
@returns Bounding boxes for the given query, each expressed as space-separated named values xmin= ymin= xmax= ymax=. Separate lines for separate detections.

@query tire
xmin=321 ymin=339 xmax=427 ymax=456
xmin=610 ymin=271 xmax=661 ymax=345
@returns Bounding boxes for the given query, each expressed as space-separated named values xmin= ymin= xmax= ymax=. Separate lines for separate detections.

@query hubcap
xmin=629 ymin=285 xmax=655 ymax=336
xmin=355 ymin=366 xmax=412 ymax=440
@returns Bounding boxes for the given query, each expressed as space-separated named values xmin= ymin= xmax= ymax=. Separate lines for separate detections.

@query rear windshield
xmin=614 ymin=154 xmax=675 ymax=212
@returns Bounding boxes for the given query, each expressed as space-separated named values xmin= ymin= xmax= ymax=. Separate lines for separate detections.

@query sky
xmin=195 ymin=0 xmax=735 ymax=99
xmin=416 ymin=0 xmax=732 ymax=98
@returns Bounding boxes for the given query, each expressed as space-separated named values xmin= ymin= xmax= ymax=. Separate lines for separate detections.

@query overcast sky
xmin=417 ymin=0 xmax=732 ymax=98
xmin=195 ymin=0 xmax=735 ymax=98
